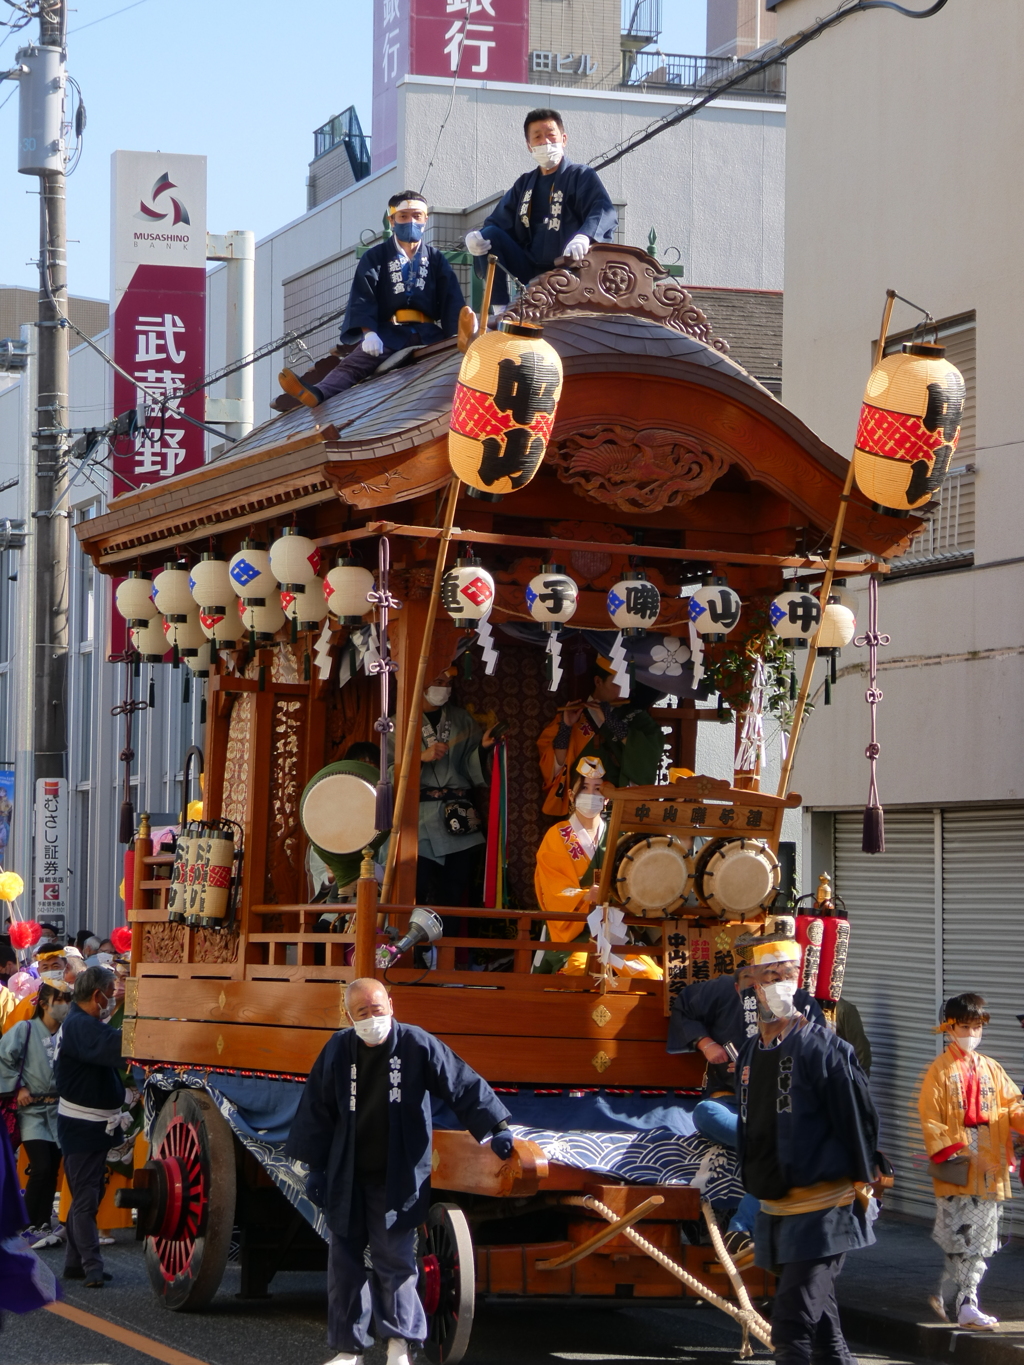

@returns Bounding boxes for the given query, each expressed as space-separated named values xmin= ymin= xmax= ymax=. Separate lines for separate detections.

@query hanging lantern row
xmin=769 ymin=585 xmax=821 ymax=648
xmin=526 ymin=564 xmax=578 ymax=630
xmin=607 ymin=570 xmax=660 ymax=635
xmin=688 ymin=576 xmax=742 ymax=642
xmin=817 ymin=592 xmax=857 ymax=658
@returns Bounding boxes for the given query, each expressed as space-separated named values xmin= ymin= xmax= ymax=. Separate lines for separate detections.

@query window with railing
xmin=312 ymin=106 xmax=371 ymax=181
xmin=622 ymin=0 xmax=662 ymax=45
xmin=622 ymin=50 xmax=785 ymax=96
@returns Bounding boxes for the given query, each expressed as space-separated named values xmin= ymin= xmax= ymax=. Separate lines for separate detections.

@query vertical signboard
xmin=35 ymin=777 xmax=68 ymax=938
xmin=372 ymin=0 xmax=528 ymax=172
xmin=110 ymin=151 xmax=208 ymax=499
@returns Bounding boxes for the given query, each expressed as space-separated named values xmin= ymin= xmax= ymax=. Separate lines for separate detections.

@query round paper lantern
xmin=270 ymin=528 xmax=322 ymax=588
xmin=607 ymin=571 xmax=660 ymax=634
xmin=448 ymin=320 xmax=563 ymax=496
xmin=770 ymin=587 xmax=821 ymax=648
xmin=131 ymin=620 xmax=170 ymax=661
xmin=239 ymin=597 xmax=285 ymax=640
xmin=441 ymin=557 xmax=495 ymax=626
xmin=189 ymin=554 xmax=232 ymax=612
xmin=115 ymin=572 xmax=157 ymax=625
xmin=817 ymin=594 xmax=857 ymax=657
xmin=525 ymin=563 xmax=578 ymax=630
xmin=228 ymin=540 xmax=275 ymax=600
xmin=853 ymin=341 xmax=966 ymax=516
xmin=688 ymin=577 xmax=742 ymax=642
xmin=198 ymin=607 xmax=242 ymax=648
xmin=0 ymin=871 xmax=25 ymax=902
xmin=184 ymin=642 xmax=216 ymax=676
xmin=151 ymin=561 xmax=193 ymax=618
xmin=282 ymin=577 xmax=329 ymax=629
xmin=110 ymin=925 xmax=133 ymax=955
xmin=324 ymin=557 xmax=375 ymax=624
xmin=163 ymin=612 xmax=206 ymax=656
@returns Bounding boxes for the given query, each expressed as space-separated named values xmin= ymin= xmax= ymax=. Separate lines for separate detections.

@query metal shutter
xmin=835 ymin=810 xmax=940 ymax=1218
xmin=941 ymin=806 xmax=1024 ymax=1233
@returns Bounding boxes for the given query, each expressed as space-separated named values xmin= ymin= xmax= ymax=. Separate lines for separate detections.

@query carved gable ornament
xmin=550 ymin=424 xmax=730 ymax=514
xmin=506 ymin=243 xmax=728 ymax=351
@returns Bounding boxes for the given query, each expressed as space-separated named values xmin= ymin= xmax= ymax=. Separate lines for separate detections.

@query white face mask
xmin=953 ymin=1032 xmax=981 ymax=1052
xmin=530 ymin=141 xmax=564 ymax=169
xmin=575 ymin=792 xmax=604 ymax=818
xmin=424 ymin=685 xmax=451 ymax=707
xmin=353 ymin=1013 xmax=392 ymax=1046
xmin=761 ymin=980 xmax=800 ymax=1020
xmin=99 ymin=996 xmax=117 ymax=1022
xmin=50 ymin=1000 xmax=69 ymax=1023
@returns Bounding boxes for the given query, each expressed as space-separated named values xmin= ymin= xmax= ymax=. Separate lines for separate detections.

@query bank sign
xmin=34 ymin=777 xmax=68 ymax=936
xmin=109 ymin=151 xmax=208 ymax=497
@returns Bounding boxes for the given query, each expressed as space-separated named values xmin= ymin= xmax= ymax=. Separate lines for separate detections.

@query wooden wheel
xmin=420 ymin=1203 xmax=475 ymax=1365
xmin=142 ymin=1088 xmax=236 ymax=1311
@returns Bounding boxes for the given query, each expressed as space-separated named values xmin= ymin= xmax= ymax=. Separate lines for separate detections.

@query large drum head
xmin=300 ymin=771 xmax=378 ymax=854
xmin=614 ymin=834 xmax=694 ymax=918
xmin=696 ymin=837 xmax=780 ymax=917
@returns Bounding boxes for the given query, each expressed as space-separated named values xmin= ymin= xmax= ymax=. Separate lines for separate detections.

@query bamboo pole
xmin=380 ymin=475 xmax=462 ymax=903
xmin=777 ymin=290 xmax=897 ymax=799
xmin=479 ymin=254 xmax=498 ymax=326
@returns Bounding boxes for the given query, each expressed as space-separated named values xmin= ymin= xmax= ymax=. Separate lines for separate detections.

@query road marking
xmin=46 ymin=1301 xmax=211 ymax=1365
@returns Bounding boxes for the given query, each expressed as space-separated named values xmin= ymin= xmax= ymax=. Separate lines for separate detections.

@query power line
xmin=68 ymin=0 xmax=151 ymax=34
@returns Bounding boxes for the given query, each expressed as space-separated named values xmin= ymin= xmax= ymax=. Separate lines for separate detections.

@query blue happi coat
xmin=339 ymin=239 xmax=465 ymax=353
xmin=285 ymin=1021 xmax=509 ymax=1236
xmin=483 ymin=159 xmax=617 ymax=269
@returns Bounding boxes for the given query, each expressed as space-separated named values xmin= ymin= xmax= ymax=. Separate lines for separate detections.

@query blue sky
xmin=0 ymin=1 xmax=705 ymax=304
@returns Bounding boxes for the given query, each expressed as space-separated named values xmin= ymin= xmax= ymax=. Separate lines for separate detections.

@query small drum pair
xmin=610 ymin=831 xmax=781 ymax=919
xmin=694 ymin=836 xmax=781 ymax=918
xmin=299 ymin=761 xmax=380 ymax=858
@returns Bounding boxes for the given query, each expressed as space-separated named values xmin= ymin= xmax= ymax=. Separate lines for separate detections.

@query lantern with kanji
xmin=448 ymin=320 xmax=563 ymax=496
xmin=853 ymin=342 xmax=966 ymax=516
xmin=688 ymin=576 xmax=742 ymax=642
xmin=115 ymin=572 xmax=157 ymax=626
xmin=607 ymin=571 xmax=660 ymax=634
xmin=525 ymin=564 xmax=578 ymax=631
xmin=189 ymin=554 xmax=232 ymax=613
xmin=151 ymin=561 xmax=193 ymax=618
xmin=228 ymin=540 xmax=275 ymax=600
xmin=270 ymin=528 xmax=322 ymax=588
xmin=441 ymin=557 xmax=495 ymax=627
xmin=282 ymin=578 xmax=330 ymax=630
xmin=770 ymin=586 xmax=821 ymax=648
xmin=324 ymin=557 xmax=374 ymax=625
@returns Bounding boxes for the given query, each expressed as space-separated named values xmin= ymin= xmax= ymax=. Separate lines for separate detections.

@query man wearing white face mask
xmin=735 ymin=934 xmax=879 ymax=1365
xmin=286 ymin=978 xmax=512 ymax=1365
xmin=465 ymin=108 xmax=617 ymax=307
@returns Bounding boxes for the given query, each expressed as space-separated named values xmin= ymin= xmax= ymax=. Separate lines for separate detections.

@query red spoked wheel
xmin=143 ymin=1088 xmax=236 ymax=1311
xmin=419 ymin=1203 xmax=475 ymax=1365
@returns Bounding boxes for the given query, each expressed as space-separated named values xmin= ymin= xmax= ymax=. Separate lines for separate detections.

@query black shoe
xmin=84 ymin=1272 xmax=113 ymax=1287
xmin=63 ymin=1267 xmax=85 ymax=1279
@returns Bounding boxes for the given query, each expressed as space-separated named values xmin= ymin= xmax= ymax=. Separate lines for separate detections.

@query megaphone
xmin=376 ymin=907 xmax=444 ymax=967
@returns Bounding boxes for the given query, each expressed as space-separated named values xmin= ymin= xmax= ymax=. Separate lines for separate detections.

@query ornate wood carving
xmin=141 ymin=923 xmax=185 ymax=963
xmin=221 ymin=691 xmax=253 ymax=829
xmin=549 ymin=425 xmax=730 ymax=513
xmin=506 ymin=244 xmax=728 ymax=351
xmin=193 ymin=929 xmax=239 ymax=964
xmin=265 ymin=693 xmax=306 ymax=904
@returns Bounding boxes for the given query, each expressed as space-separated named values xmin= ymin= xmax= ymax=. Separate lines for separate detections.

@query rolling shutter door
xmin=942 ymin=806 xmax=1024 ymax=1234
xmin=835 ymin=810 xmax=939 ymax=1218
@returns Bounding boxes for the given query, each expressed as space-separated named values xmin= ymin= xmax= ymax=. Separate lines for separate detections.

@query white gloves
xmin=564 ymin=234 xmax=591 ymax=262
xmin=361 ymin=331 xmax=384 ymax=357
xmin=465 ymin=229 xmax=490 ymax=256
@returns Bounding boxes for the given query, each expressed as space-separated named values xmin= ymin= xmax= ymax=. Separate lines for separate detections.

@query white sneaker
xmin=958 ymin=1302 xmax=998 ymax=1330
xmin=324 ymin=1354 xmax=363 ymax=1365
xmin=386 ymin=1340 xmax=411 ymax=1365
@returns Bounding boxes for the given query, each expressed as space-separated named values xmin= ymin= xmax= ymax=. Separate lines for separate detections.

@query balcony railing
xmin=623 ymin=50 xmax=786 ymax=97
xmin=621 ymin=0 xmax=662 ymax=46
xmin=891 ymin=465 xmax=975 ymax=574
xmin=312 ymin=105 xmax=371 ymax=181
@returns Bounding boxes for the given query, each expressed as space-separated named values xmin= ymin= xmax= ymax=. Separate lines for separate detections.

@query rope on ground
xmin=560 ymin=1194 xmax=772 ymax=1354
xmin=700 ymin=1199 xmax=772 ymax=1358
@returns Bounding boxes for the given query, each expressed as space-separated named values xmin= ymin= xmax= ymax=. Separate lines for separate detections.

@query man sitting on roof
xmin=278 ymin=191 xmax=465 ymax=408
xmin=464 ymin=108 xmax=618 ymax=307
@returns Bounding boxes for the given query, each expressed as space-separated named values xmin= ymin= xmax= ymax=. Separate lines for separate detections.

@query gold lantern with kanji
xmin=853 ymin=342 xmax=966 ymax=516
xmin=448 ymin=320 xmax=563 ymax=496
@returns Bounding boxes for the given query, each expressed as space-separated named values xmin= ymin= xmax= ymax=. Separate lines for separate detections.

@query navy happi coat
xmin=339 ymin=239 xmax=464 ymax=353
xmin=483 ymin=159 xmax=617 ymax=269
xmin=286 ymin=1021 xmax=509 ymax=1236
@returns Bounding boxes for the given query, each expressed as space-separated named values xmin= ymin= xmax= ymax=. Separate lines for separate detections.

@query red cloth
xmin=931 ymin=1142 xmax=967 ymax=1164
xmin=961 ymin=1060 xmax=987 ymax=1127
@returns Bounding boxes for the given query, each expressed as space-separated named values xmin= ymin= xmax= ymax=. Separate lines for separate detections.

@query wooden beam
xmin=535 ymin=1196 xmax=665 ymax=1269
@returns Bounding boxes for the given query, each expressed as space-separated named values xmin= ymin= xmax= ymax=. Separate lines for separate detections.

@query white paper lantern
xmin=769 ymin=587 xmax=821 ymax=648
xmin=151 ymin=562 xmax=194 ymax=618
xmin=228 ymin=541 xmax=275 ymax=600
xmin=441 ymin=557 xmax=495 ymax=626
xmin=282 ymin=578 xmax=329 ymax=629
xmin=525 ymin=563 xmax=578 ymax=631
xmin=324 ymin=557 xmax=375 ymax=624
xmin=130 ymin=620 xmax=169 ymax=661
xmin=687 ymin=577 xmax=742 ymax=642
xmin=189 ymin=555 xmax=232 ymax=612
xmin=163 ymin=612 xmax=206 ymax=656
xmin=239 ymin=597 xmax=285 ymax=640
xmin=198 ymin=607 xmax=242 ymax=647
xmin=184 ymin=642 xmax=216 ymax=676
xmin=817 ymin=595 xmax=857 ymax=655
xmin=607 ymin=571 xmax=660 ymax=634
xmin=270 ymin=529 xmax=322 ymax=588
xmin=115 ymin=572 xmax=157 ymax=625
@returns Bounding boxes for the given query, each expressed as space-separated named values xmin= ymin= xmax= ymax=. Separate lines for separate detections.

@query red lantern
xmin=853 ymin=342 xmax=966 ymax=516
xmin=448 ymin=320 xmax=563 ymax=496
xmin=110 ymin=925 xmax=133 ymax=955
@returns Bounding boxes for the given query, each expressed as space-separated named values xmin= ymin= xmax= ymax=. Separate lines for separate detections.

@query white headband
xmin=390 ymin=199 xmax=428 ymax=214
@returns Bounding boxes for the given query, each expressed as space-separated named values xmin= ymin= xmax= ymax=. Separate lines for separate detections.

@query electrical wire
xmin=68 ymin=0 xmax=151 ymax=34
xmin=419 ymin=13 xmax=469 ymax=198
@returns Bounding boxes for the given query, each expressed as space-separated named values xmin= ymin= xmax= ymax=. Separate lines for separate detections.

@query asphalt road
xmin=1 ymin=1229 xmax=927 ymax=1365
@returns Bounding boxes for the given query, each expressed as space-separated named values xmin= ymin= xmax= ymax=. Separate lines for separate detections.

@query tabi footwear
xmin=278 ymin=368 xmax=321 ymax=408
xmin=386 ymin=1340 xmax=412 ymax=1365
xmin=957 ymin=1302 xmax=998 ymax=1330
xmin=323 ymin=1355 xmax=363 ymax=1365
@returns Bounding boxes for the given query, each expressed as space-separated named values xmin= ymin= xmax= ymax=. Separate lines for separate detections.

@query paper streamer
xmin=546 ymin=631 xmax=563 ymax=692
xmin=608 ymin=631 xmax=630 ymax=698
xmin=476 ymin=613 xmax=498 ymax=676
xmin=688 ymin=619 xmax=705 ymax=687
xmin=314 ymin=622 xmax=334 ymax=681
